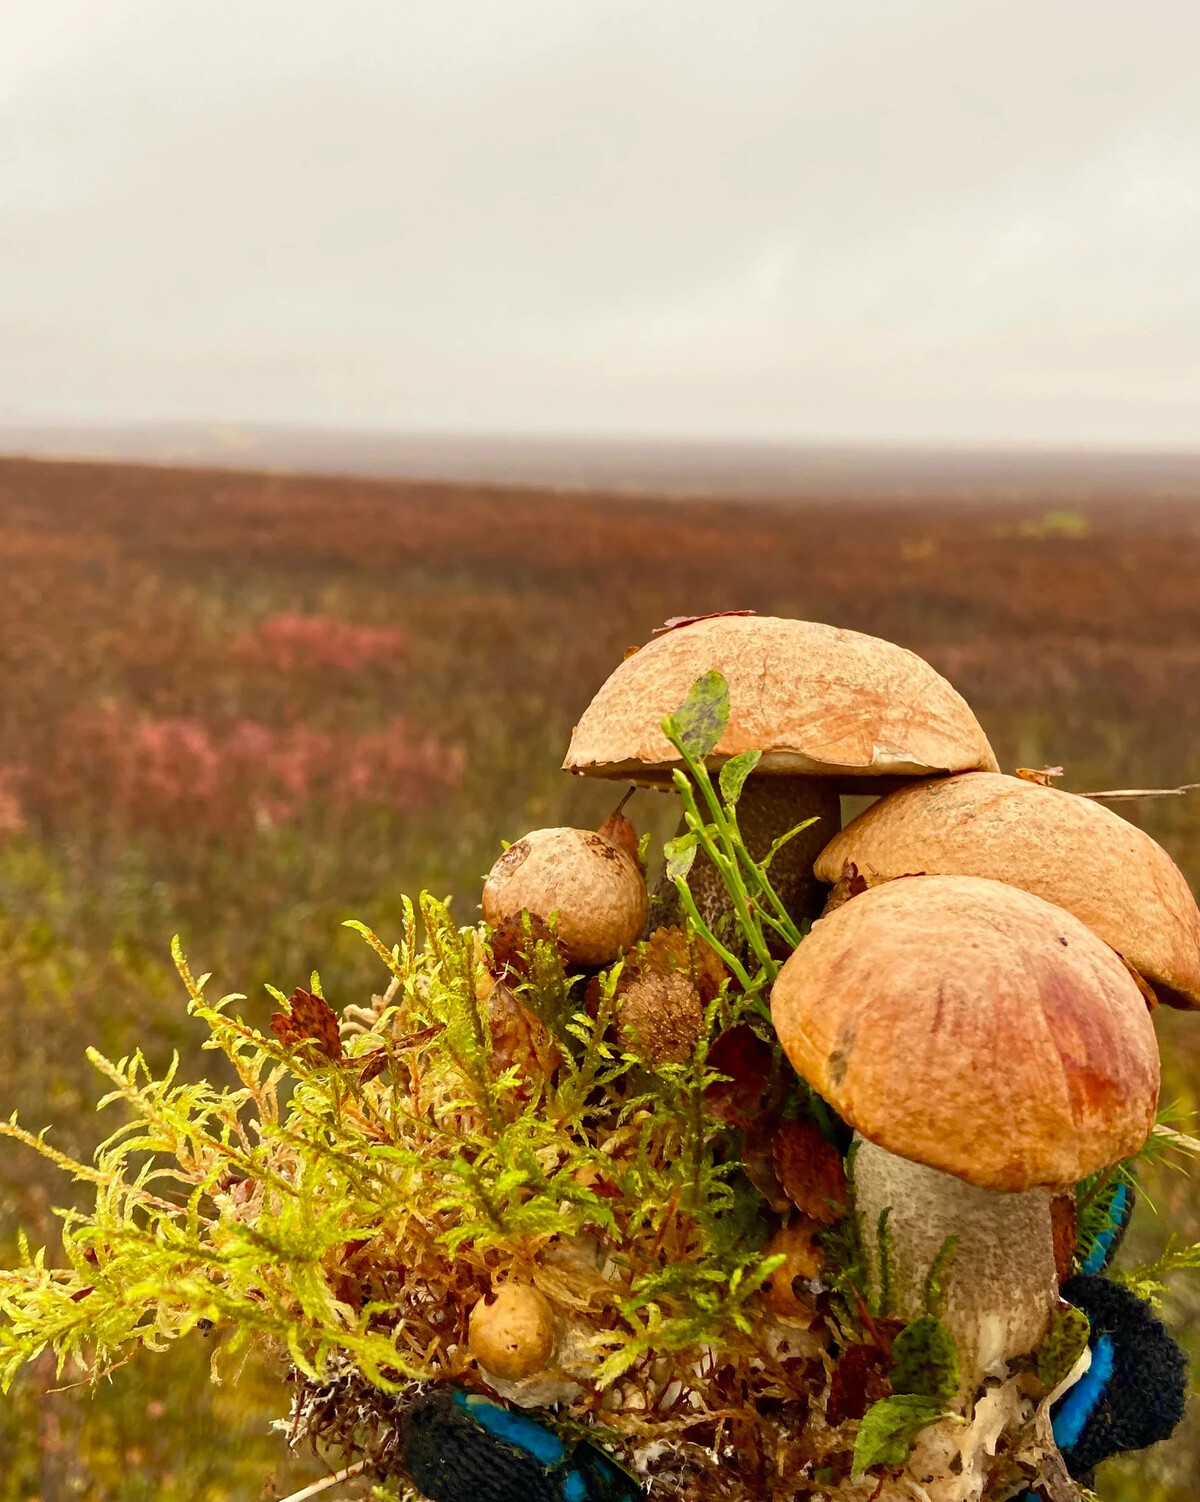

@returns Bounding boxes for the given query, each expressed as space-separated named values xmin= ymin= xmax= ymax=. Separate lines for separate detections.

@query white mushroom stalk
xmin=853 ymin=1136 xmax=1059 ymax=1393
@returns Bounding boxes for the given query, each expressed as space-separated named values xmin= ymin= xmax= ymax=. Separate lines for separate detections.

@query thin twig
xmin=278 ymin=1461 xmax=367 ymax=1502
xmin=1080 ymin=784 xmax=1200 ymax=800
xmin=1154 ymin=1123 xmax=1200 ymax=1156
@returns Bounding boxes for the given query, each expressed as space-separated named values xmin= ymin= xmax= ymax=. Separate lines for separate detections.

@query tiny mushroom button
xmin=563 ymin=614 xmax=998 ymax=929
xmin=770 ymin=874 xmax=1160 ymax=1395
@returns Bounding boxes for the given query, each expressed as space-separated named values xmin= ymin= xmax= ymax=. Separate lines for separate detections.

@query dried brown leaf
xmin=488 ymin=981 xmax=562 ymax=1083
xmin=597 ymin=807 xmax=641 ymax=865
xmin=617 ymin=970 xmax=703 ymax=1064
xmin=825 ymin=1343 xmax=893 ymax=1426
xmin=1050 ymin=1194 xmax=1077 ymax=1285
xmin=633 ymin=924 xmax=727 ymax=1003
xmin=270 ymin=988 xmax=343 ymax=1062
xmin=772 ymin=1120 xmax=848 ymax=1224
xmin=1015 ymin=766 xmax=1065 ymax=786
xmin=488 ymin=911 xmax=558 ymax=979
xmin=651 ymin=609 xmax=757 ymax=635
xmin=704 ymin=1025 xmax=774 ymax=1127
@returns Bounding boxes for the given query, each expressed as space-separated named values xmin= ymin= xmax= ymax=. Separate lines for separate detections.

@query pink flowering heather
xmin=0 ymin=765 xmax=27 ymax=835
xmin=44 ymin=705 xmax=462 ymax=835
xmin=232 ymin=614 xmax=407 ymax=674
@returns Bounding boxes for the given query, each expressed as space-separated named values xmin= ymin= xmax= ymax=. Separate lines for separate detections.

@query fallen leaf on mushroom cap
xmin=651 ymin=609 xmax=757 ymax=635
xmin=773 ymin=1120 xmax=848 ymax=1223
xmin=271 ymin=988 xmax=343 ymax=1062
xmin=823 ymin=860 xmax=874 ymax=913
xmin=1015 ymin=765 xmax=1065 ymax=786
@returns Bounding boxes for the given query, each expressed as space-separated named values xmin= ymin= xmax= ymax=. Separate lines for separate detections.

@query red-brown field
xmin=0 ymin=456 xmax=1197 ymax=1500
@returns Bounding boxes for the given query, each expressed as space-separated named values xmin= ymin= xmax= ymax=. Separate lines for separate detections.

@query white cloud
xmin=2 ymin=0 xmax=1200 ymax=444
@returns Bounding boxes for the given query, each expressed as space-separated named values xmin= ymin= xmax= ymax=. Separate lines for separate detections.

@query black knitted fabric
xmin=400 ymin=1393 xmax=564 ymax=1502
xmin=1056 ymin=1273 xmax=1188 ymax=1482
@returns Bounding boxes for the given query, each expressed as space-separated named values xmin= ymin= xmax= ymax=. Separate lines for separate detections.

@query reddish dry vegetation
xmin=0 ymin=456 xmax=1198 ymax=1499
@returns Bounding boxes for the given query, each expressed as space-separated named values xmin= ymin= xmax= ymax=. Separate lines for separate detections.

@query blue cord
xmin=1081 ymin=1182 xmax=1128 ymax=1276
xmin=1051 ymin=1332 xmax=1116 ymax=1452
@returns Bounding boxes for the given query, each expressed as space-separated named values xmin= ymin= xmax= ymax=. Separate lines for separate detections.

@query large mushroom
xmin=815 ymin=770 xmax=1200 ymax=1008
xmin=770 ymin=874 xmax=1160 ymax=1394
xmin=563 ymin=615 xmax=997 ymax=931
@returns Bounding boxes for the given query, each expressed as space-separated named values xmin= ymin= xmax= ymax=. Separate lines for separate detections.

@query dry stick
xmin=277 ymin=1463 xmax=367 ymax=1502
xmin=1080 ymin=783 xmax=1200 ymax=800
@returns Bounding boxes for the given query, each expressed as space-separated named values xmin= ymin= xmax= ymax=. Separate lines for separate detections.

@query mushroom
xmin=815 ymin=770 xmax=1200 ymax=1008
xmin=562 ymin=615 xmax=997 ymax=931
xmin=482 ymin=826 xmax=646 ymax=967
xmin=770 ymin=874 xmax=1160 ymax=1394
xmin=468 ymin=1282 xmax=556 ymax=1381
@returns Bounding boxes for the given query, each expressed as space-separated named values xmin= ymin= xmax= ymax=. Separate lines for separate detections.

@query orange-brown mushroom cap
xmin=815 ymin=772 xmax=1200 ymax=1009
xmin=563 ymin=615 xmax=998 ymax=786
xmin=771 ymin=875 xmax=1160 ymax=1192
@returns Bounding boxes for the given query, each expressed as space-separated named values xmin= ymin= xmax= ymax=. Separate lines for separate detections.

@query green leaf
xmin=663 ymin=833 xmax=699 ymax=881
xmin=664 ymin=670 xmax=729 ymax=761
xmin=921 ymin=1232 xmax=960 ymax=1319
xmin=1036 ymin=1303 xmax=1091 ymax=1391
xmin=718 ymin=749 xmax=761 ymax=806
xmin=851 ymin=1394 xmax=945 ymax=1476
xmin=760 ymin=816 xmax=821 ymax=871
xmin=874 ymin=1207 xmax=895 ymax=1318
xmin=889 ymin=1315 xmax=959 ymax=1405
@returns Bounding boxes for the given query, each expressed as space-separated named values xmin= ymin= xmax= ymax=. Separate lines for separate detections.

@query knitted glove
xmin=399 ymin=1388 xmax=644 ymax=1502
xmin=1050 ymin=1273 xmax=1188 ymax=1486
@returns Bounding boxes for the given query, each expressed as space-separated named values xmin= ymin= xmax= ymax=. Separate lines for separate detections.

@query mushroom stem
xmin=853 ymin=1136 xmax=1058 ymax=1399
xmin=650 ymin=776 xmax=840 ymax=938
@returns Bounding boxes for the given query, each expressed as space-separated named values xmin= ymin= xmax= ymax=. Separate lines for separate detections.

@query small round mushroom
xmin=468 ymin=1282 xmax=556 ymax=1381
xmin=482 ymin=826 xmax=646 ymax=967
xmin=562 ymin=615 xmax=997 ymax=930
xmin=770 ymin=875 xmax=1159 ymax=1395
xmin=815 ymin=769 xmax=1200 ymax=1008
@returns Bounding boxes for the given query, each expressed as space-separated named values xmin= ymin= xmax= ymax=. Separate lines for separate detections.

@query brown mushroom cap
xmin=771 ymin=875 xmax=1160 ymax=1192
xmin=563 ymin=615 xmax=998 ymax=786
xmin=815 ymin=772 xmax=1200 ymax=1009
xmin=482 ymin=827 xmax=646 ymax=968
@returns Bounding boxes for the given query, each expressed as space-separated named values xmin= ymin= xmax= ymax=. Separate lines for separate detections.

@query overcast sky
xmin=3 ymin=0 xmax=1200 ymax=447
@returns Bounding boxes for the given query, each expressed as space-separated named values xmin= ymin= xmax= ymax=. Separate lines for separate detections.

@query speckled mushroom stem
xmin=854 ymin=1136 xmax=1059 ymax=1399
xmin=649 ymin=776 xmax=840 ymax=939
